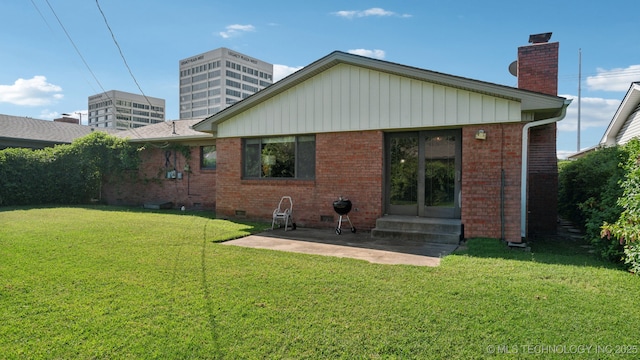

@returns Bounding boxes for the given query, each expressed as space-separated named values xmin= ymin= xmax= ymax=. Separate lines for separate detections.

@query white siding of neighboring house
xmin=217 ymin=63 xmax=522 ymax=138
xmin=615 ymin=109 xmax=640 ymax=145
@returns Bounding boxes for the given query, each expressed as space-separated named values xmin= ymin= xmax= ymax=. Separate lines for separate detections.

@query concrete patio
xmin=222 ymin=227 xmax=459 ymax=266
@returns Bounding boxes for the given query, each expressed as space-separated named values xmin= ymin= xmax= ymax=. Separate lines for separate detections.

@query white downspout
xmin=519 ymin=99 xmax=572 ymax=241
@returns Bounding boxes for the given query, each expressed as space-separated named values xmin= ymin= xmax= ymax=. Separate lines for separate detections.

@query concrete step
xmin=375 ymin=215 xmax=461 ymax=232
xmin=371 ymin=228 xmax=461 ymax=245
xmin=371 ymin=216 xmax=461 ymax=245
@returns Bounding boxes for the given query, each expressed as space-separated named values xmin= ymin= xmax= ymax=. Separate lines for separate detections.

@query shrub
xmin=602 ymin=138 xmax=640 ymax=274
xmin=0 ymin=132 xmax=138 ymax=206
xmin=558 ymin=146 xmax=626 ymax=261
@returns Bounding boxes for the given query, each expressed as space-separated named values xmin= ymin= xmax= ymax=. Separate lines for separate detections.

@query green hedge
xmin=0 ymin=132 xmax=138 ymax=206
xmin=558 ymin=145 xmax=626 ymax=263
xmin=602 ymin=138 xmax=640 ymax=274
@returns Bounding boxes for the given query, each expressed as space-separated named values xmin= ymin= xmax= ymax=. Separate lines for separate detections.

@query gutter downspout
xmin=519 ymin=99 xmax=572 ymax=242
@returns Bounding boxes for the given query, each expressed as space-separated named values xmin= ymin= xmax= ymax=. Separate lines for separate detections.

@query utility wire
xmin=95 ymin=0 xmax=156 ymax=110
xmin=43 ymin=0 xmax=109 ymax=97
xmin=29 ymin=0 xmax=55 ymax=33
xmin=31 ymin=0 xmax=100 ymax=105
xmin=38 ymin=0 xmax=145 ymax=134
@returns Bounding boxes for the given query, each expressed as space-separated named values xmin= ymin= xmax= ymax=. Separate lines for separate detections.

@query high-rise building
xmin=179 ymin=48 xmax=273 ymax=119
xmin=88 ymin=90 xmax=166 ymax=130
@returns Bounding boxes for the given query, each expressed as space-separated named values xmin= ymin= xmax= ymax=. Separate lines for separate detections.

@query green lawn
xmin=1 ymin=206 xmax=639 ymax=359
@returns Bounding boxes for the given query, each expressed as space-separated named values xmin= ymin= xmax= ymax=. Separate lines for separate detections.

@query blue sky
xmin=1 ymin=0 xmax=639 ymax=158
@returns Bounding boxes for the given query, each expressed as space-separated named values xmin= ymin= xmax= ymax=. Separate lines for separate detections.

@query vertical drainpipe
xmin=519 ymin=99 xmax=572 ymax=242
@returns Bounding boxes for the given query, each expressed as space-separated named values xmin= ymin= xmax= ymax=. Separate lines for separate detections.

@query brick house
xmin=192 ymin=36 xmax=569 ymax=243
xmin=102 ymin=119 xmax=218 ymax=210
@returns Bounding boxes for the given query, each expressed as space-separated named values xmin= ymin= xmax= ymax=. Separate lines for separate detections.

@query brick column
xmin=518 ymin=40 xmax=560 ymax=238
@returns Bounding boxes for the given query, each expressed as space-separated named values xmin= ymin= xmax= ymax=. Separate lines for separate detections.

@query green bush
xmin=623 ymin=243 xmax=640 ymax=274
xmin=558 ymin=146 xmax=625 ymax=226
xmin=0 ymin=132 xmax=138 ymax=206
xmin=558 ymin=145 xmax=626 ymax=261
xmin=602 ymin=138 xmax=640 ymax=274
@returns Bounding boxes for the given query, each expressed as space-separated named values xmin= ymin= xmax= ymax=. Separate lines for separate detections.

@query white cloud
xmin=0 ymin=76 xmax=63 ymax=106
xmin=333 ymin=7 xmax=411 ymax=19
xmin=334 ymin=10 xmax=358 ymax=18
xmin=37 ymin=109 xmax=87 ymax=123
xmin=586 ymin=64 xmax=640 ymax=92
xmin=273 ymin=64 xmax=303 ymax=82
xmin=348 ymin=49 xmax=386 ymax=60
xmin=362 ymin=8 xmax=394 ymax=17
xmin=557 ymin=149 xmax=579 ymax=160
xmin=219 ymin=24 xmax=255 ymax=39
xmin=38 ymin=110 xmax=60 ymax=120
xmin=557 ymin=94 xmax=620 ymax=132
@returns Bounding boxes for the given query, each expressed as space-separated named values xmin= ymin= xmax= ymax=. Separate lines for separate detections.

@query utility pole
xmin=577 ymin=48 xmax=582 ymax=152
xmin=75 ymin=111 xmax=83 ymax=125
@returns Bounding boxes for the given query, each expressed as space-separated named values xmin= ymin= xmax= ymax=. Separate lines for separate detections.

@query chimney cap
xmin=528 ymin=32 xmax=552 ymax=44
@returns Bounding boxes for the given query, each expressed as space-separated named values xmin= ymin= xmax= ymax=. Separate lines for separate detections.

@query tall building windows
xmin=192 ymin=73 xmax=207 ymax=83
xmin=242 ymin=84 xmax=258 ymax=92
xmin=179 ymin=48 xmax=273 ymax=120
xmin=192 ymin=82 xmax=207 ymax=91
xmin=243 ymin=75 xmax=259 ymax=84
xmin=226 ymin=70 xmax=241 ymax=79
xmin=192 ymin=91 xmax=207 ymax=100
xmin=226 ymin=89 xmax=241 ymax=97
xmin=226 ymin=79 xmax=241 ymax=88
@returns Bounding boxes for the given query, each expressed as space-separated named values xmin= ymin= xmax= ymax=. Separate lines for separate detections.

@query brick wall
xmin=518 ymin=40 xmax=560 ymax=238
xmin=527 ymin=123 xmax=558 ymax=236
xmin=216 ymin=131 xmax=384 ymax=230
xmin=517 ymin=42 xmax=559 ymax=95
xmin=102 ymin=143 xmax=216 ymax=210
xmin=461 ymin=123 xmax=523 ymax=242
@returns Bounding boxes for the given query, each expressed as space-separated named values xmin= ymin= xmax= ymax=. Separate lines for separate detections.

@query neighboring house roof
xmin=0 ymin=114 xmax=117 ymax=149
xmin=600 ymin=82 xmax=640 ymax=146
xmin=566 ymin=144 xmax=600 ymax=160
xmin=193 ymin=50 xmax=566 ymax=135
xmin=114 ymin=118 xmax=213 ymax=143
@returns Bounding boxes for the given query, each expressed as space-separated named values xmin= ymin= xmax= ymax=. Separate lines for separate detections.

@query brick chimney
xmin=54 ymin=116 xmax=80 ymax=125
xmin=517 ymin=33 xmax=558 ymax=96
xmin=518 ymin=33 xmax=560 ymax=238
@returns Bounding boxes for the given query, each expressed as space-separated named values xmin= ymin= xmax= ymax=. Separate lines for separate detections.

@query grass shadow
xmin=0 ymin=204 xmax=272 ymax=237
xmin=0 ymin=204 xmax=215 ymax=218
xmin=454 ymin=234 xmax=625 ymax=271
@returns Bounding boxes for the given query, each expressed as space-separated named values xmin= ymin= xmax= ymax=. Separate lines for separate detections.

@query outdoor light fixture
xmin=475 ymin=130 xmax=487 ymax=140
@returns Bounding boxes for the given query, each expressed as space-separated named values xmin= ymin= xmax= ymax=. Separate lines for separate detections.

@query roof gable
xmin=193 ymin=51 xmax=566 ymax=135
xmin=600 ymin=82 xmax=640 ymax=146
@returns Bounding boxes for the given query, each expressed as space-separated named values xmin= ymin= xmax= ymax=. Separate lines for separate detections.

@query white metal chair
xmin=272 ymin=196 xmax=295 ymax=231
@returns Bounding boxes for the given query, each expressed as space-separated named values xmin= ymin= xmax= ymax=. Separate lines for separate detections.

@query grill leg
xmin=335 ymin=214 xmax=356 ymax=235
xmin=344 ymin=215 xmax=356 ymax=233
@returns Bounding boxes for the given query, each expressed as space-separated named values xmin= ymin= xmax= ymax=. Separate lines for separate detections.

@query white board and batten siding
xmin=217 ymin=63 xmax=522 ymax=138
xmin=615 ymin=109 xmax=640 ymax=145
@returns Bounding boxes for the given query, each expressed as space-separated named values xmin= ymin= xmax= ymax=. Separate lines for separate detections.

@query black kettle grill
xmin=332 ymin=196 xmax=356 ymax=235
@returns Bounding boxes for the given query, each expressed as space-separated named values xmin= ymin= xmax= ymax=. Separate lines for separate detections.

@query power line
xmin=31 ymin=0 xmax=101 ymax=106
xmin=95 ymin=0 xmax=156 ymax=110
xmin=29 ymin=0 xmax=55 ymax=33
xmin=43 ymin=0 xmax=109 ymax=97
xmin=35 ymin=0 xmax=146 ymax=136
